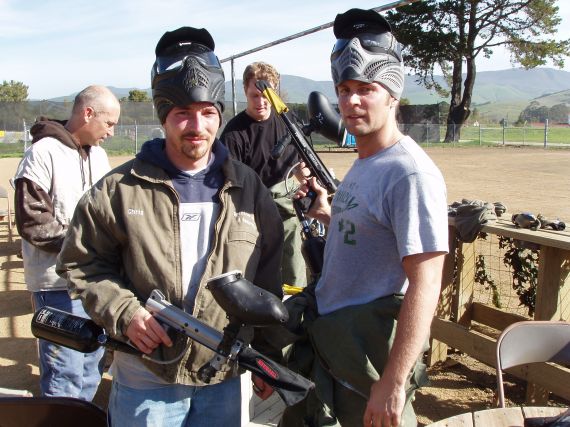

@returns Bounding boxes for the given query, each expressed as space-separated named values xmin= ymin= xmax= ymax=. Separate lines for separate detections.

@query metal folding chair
xmin=496 ymin=320 xmax=570 ymax=407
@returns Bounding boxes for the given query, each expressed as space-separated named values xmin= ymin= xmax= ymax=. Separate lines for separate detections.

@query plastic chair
xmin=496 ymin=320 xmax=570 ymax=407
xmin=0 ymin=396 xmax=107 ymax=427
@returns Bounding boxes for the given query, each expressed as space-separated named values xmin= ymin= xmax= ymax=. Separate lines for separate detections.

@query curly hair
xmin=242 ymin=62 xmax=280 ymax=91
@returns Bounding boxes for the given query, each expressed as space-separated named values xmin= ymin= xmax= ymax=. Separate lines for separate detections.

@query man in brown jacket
xmin=57 ymin=26 xmax=283 ymax=426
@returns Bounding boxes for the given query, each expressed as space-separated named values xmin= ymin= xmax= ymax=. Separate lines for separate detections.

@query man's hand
xmin=293 ymin=163 xmax=312 ymax=184
xmin=126 ymin=307 xmax=173 ymax=354
xmin=294 ymin=162 xmax=331 ymax=225
xmin=252 ymin=374 xmax=274 ymax=400
xmin=363 ymin=375 xmax=406 ymax=427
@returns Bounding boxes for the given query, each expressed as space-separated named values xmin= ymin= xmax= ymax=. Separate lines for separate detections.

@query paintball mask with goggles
xmin=331 ymin=8 xmax=405 ymax=99
xmin=151 ymin=27 xmax=225 ymax=124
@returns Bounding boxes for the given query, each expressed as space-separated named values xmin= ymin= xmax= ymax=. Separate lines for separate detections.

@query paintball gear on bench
xmin=537 ymin=214 xmax=566 ymax=231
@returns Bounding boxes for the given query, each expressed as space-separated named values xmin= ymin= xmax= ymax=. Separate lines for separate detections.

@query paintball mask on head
xmin=330 ymin=8 xmax=404 ymax=99
xmin=151 ymin=27 xmax=225 ymax=123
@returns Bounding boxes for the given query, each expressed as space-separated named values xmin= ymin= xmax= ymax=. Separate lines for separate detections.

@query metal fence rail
xmin=1 ymin=122 xmax=569 ymax=157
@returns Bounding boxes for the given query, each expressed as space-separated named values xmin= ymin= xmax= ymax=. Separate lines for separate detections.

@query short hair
xmin=72 ymin=85 xmax=117 ymax=115
xmin=242 ymin=62 xmax=280 ymax=91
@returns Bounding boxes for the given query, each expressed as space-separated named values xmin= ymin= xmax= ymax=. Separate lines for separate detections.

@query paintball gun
xmin=255 ymin=81 xmax=338 ymax=277
xmin=31 ymin=271 xmax=314 ymax=406
xmin=255 ymin=80 xmax=337 ymax=213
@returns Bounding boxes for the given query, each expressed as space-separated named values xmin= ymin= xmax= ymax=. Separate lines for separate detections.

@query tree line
xmin=516 ymin=101 xmax=570 ymax=125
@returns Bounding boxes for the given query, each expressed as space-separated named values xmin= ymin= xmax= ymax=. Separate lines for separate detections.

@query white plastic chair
xmin=496 ymin=320 xmax=570 ymax=407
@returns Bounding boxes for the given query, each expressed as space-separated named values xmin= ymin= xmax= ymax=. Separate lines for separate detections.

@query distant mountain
xmin=226 ymin=75 xmax=337 ymax=104
xmin=46 ymin=67 xmax=570 ymax=108
xmin=400 ymin=67 xmax=570 ymax=105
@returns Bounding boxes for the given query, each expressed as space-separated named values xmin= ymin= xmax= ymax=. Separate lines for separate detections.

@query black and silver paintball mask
xmin=330 ymin=8 xmax=404 ymax=99
xmin=151 ymin=27 xmax=225 ymax=124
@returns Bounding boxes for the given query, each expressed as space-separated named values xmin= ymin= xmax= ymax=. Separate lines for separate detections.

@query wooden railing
xmin=428 ymin=217 xmax=570 ymax=404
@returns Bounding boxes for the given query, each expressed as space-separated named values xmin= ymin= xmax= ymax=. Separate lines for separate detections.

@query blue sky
xmin=2 ymin=0 xmax=570 ymax=100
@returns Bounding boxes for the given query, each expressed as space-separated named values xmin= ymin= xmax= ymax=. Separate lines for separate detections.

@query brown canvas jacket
xmin=56 ymin=153 xmax=284 ymax=385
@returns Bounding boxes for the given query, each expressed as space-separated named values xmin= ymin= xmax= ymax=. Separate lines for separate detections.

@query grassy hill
xmin=45 ymin=67 xmax=570 ymax=123
xmin=471 ymin=100 xmax=530 ymax=124
xmin=533 ymin=89 xmax=570 ymax=107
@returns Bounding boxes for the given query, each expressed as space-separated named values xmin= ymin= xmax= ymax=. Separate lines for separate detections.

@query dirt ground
xmin=0 ymin=146 xmax=569 ymax=425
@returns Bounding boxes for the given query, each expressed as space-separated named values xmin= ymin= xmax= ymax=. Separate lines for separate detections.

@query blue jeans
xmin=32 ymin=290 xmax=105 ymax=401
xmin=108 ymin=376 xmax=242 ymax=427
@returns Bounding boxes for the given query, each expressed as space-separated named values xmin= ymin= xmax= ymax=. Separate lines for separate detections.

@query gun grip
xmin=296 ymin=190 xmax=316 ymax=213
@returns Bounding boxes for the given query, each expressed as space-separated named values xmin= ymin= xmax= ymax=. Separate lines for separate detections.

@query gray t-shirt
xmin=315 ymin=136 xmax=448 ymax=315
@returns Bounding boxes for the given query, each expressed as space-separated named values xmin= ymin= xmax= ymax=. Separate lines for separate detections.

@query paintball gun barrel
xmin=31 ymin=271 xmax=313 ymax=406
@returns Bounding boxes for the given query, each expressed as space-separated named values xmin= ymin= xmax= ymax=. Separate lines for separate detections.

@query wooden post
xmin=428 ymin=225 xmax=476 ymax=365
xmin=454 ymin=239 xmax=476 ymax=327
xmin=428 ymin=226 xmax=457 ymax=366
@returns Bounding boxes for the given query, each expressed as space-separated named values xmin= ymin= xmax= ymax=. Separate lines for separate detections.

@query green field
xmin=457 ymin=125 xmax=570 ymax=146
xmin=2 ymin=125 xmax=569 ymax=160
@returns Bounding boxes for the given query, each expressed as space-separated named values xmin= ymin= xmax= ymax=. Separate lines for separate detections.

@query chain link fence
xmin=1 ymin=101 xmax=570 ymax=155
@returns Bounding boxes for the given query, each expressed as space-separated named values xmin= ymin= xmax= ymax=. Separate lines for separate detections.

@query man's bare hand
xmin=294 ymin=163 xmax=331 ymax=225
xmin=363 ymin=376 xmax=406 ymax=427
xmin=293 ymin=163 xmax=312 ymax=183
xmin=125 ymin=307 xmax=173 ymax=354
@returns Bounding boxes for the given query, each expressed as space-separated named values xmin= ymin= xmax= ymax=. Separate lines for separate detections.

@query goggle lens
xmin=154 ymin=42 xmax=221 ymax=75
xmin=331 ymin=33 xmax=402 ymax=61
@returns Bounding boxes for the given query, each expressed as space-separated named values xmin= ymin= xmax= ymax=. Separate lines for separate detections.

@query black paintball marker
xmin=256 ymin=81 xmax=338 ymax=277
xmin=255 ymin=80 xmax=337 ymax=213
xmin=31 ymin=271 xmax=314 ymax=406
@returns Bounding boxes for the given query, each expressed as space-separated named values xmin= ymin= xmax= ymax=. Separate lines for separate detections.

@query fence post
xmin=479 ymin=123 xmax=482 ymax=146
xmin=134 ymin=121 xmax=138 ymax=154
xmin=23 ymin=118 xmax=29 ymax=152
xmin=231 ymin=58 xmax=237 ymax=117
xmin=544 ymin=119 xmax=548 ymax=148
xmin=502 ymin=120 xmax=506 ymax=145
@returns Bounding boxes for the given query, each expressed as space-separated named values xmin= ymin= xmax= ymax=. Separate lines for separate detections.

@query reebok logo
xmin=181 ymin=213 xmax=201 ymax=221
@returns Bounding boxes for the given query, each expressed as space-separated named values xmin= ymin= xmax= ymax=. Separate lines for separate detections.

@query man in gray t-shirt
xmin=295 ymin=8 xmax=448 ymax=427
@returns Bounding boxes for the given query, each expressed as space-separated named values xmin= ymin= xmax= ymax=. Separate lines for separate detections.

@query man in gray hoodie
xmin=14 ymin=85 xmax=120 ymax=400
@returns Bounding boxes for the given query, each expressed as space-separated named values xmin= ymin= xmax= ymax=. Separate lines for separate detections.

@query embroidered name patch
xmin=234 ymin=212 xmax=256 ymax=228
xmin=128 ymin=208 xmax=144 ymax=216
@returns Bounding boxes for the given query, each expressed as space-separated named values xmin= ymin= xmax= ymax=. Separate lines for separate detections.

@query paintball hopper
xmin=303 ymin=91 xmax=345 ymax=145
xmin=206 ymin=271 xmax=289 ymax=326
